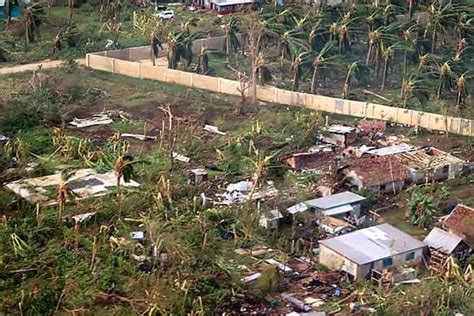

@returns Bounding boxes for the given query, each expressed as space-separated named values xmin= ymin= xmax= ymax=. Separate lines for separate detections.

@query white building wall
xmin=319 ymin=244 xmax=358 ymax=277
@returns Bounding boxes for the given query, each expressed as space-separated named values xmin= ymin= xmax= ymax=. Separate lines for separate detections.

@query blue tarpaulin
xmin=0 ymin=4 xmax=23 ymax=21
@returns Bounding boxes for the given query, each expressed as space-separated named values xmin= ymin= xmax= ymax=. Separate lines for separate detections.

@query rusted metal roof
xmin=443 ymin=204 xmax=474 ymax=238
xmin=343 ymin=156 xmax=410 ymax=187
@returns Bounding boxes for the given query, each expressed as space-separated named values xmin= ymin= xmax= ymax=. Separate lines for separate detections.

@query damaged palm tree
xmin=57 ymin=169 xmax=76 ymax=221
xmin=114 ymin=154 xmax=136 ymax=216
xmin=235 ymin=73 xmax=250 ymax=116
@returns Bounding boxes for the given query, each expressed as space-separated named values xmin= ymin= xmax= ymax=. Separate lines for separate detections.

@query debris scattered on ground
xmin=241 ymin=272 xmax=262 ymax=283
xmin=265 ymin=259 xmax=294 ymax=273
xmin=188 ymin=168 xmax=208 ymax=185
xmin=130 ymin=231 xmax=144 ymax=240
xmin=203 ymin=124 xmax=226 ymax=135
xmin=121 ymin=133 xmax=157 ymax=141
xmin=5 ymin=168 xmax=140 ymax=206
xmin=227 ymin=180 xmax=253 ymax=192
xmin=70 ymin=113 xmax=114 ymax=128
xmin=72 ymin=212 xmax=96 ymax=224
xmin=172 ymin=152 xmax=191 ymax=163
xmin=0 ymin=134 xmax=9 ymax=142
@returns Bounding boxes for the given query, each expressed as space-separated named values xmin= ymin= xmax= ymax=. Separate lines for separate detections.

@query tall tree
xmin=310 ymin=41 xmax=338 ymax=94
xmin=432 ymin=60 xmax=456 ymax=99
xmin=455 ymin=72 xmax=469 ymax=110
xmin=290 ymin=49 xmax=311 ymax=91
xmin=22 ymin=4 xmax=45 ymax=50
xmin=380 ymin=41 xmax=409 ymax=90
xmin=427 ymin=1 xmax=462 ymax=54
xmin=223 ymin=17 xmax=240 ymax=60
xmin=400 ymin=75 xmax=430 ymax=107
xmin=342 ymin=61 xmax=370 ymax=99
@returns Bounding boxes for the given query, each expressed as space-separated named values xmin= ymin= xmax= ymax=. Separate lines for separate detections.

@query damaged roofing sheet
xmin=423 ymin=227 xmax=463 ymax=254
xmin=319 ymin=223 xmax=426 ymax=264
xmin=305 ymin=191 xmax=366 ymax=210
xmin=5 ymin=169 xmax=140 ymax=206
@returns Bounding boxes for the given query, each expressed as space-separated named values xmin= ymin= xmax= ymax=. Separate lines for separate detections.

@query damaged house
xmin=319 ymin=223 xmax=426 ymax=280
xmin=281 ymin=150 xmax=337 ymax=174
xmin=288 ymin=191 xmax=366 ymax=231
xmin=339 ymin=156 xmax=410 ymax=193
xmin=321 ymin=125 xmax=357 ymax=148
xmin=443 ymin=204 xmax=474 ymax=242
xmin=398 ymin=147 xmax=465 ymax=183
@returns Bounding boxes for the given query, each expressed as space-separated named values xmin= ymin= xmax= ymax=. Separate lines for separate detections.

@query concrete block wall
xmin=86 ymin=49 xmax=474 ymax=137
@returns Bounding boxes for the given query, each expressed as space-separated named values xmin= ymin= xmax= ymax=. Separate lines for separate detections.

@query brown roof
xmin=281 ymin=151 xmax=336 ymax=172
xmin=444 ymin=204 xmax=474 ymax=238
xmin=343 ymin=156 xmax=410 ymax=187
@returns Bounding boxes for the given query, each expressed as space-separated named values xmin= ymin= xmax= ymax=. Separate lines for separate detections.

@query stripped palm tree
xmin=342 ymin=61 xmax=370 ymax=99
xmin=427 ymin=1 xmax=463 ymax=54
xmin=22 ymin=3 xmax=45 ymax=50
xmin=196 ymin=46 xmax=222 ymax=74
xmin=400 ymin=75 xmax=430 ymax=107
xmin=455 ymin=72 xmax=469 ymax=109
xmin=431 ymin=60 xmax=456 ymax=99
xmin=150 ymin=30 xmax=163 ymax=66
xmin=223 ymin=17 xmax=240 ymax=60
xmin=290 ymin=49 xmax=311 ymax=91
xmin=181 ymin=17 xmax=199 ymax=35
xmin=380 ymin=41 xmax=410 ymax=90
xmin=310 ymin=41 xmax=339 ymax=94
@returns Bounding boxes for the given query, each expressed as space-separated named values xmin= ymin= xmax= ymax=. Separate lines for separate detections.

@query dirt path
xmin=0 ymin=59 xmax=85 ymax=75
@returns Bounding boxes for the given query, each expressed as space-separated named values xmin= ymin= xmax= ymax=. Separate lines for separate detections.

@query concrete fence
xmin=86 ymin=42 xmax=473 ymax=137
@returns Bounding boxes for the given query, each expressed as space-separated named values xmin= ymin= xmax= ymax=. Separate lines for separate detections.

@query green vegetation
xmin=1 ymin=1 xmax=474 ymax=314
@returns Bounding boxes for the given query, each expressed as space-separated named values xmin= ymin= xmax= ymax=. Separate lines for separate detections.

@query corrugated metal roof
xmin=305 ymin=191 xmax=366 ymax=210
xmin=423 ymin=227 xmax=463 ymax=254
xmin=327 ymin=125 xmax=355 ymax=134
xmin=319 ymin=223 xmax=426 ymax=264
xmin=287 ymin=202 xmax=309 ymax=215
xmin=323 ymin=204 xmax=354 ymax=216
xmin=365 ymin=143 xmax=413 ymax=156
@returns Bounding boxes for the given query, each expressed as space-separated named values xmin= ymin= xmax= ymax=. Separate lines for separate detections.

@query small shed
xmin=319 ymin=223 xmax=426 ymax=280
xmin=399 ymin=147 xmax=465 ymax=183
xmin=323 ymin=125 xmax=357 ymax=148
xmin=305 ymin=191 xmax=366 ymax=220
xmin=340 ymin=156 xmax=410 ymax=193
xmin=259 ymin=209 xmax=284 ymax=229
xmin=424 ymin=227 xmax=471 ymax=262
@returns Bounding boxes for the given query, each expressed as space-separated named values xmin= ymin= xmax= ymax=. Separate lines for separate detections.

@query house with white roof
xmin=319 ymin=223 xmax=426 ymax=280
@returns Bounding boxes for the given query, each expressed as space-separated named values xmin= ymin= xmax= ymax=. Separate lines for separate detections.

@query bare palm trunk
xmin=311 ymin=66 xmax=319 ymax=94
xmin=455 ymin=89 xmax=462 ymax=110
xmin=437 ymin=77 xmax=443 ymax=99
xmin=402 ymin=51 xmax=408 ymax=82
xmin=68 ymin=0 xmax=74 ymax=25
xmin=381 ymin=57 xmax=388 ymax=90
xmin=343 ymin=70 xmax=351 ymax=99
xmin=431 ymin=30 xmax=436 ymax=54
xmin=366 ymin=42 xmax=373 ymax=65
xmin=408 ymin=0 xmax=413 ymax=20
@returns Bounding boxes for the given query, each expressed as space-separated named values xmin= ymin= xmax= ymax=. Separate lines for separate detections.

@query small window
xmin=382 ymin=258 xmax=393 ymax=267
xmin=405 ymin=252 xmax=415 ymax=261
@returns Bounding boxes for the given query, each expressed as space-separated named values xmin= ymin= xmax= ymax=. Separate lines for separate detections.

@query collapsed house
xmin=340 ymin=156 xmax=410 ymax=193
xmin=281 ymin=150 xmax=337 ymax=174
xmin=357 ymin=119 xmax=386 ymax=137
xmin=398 ymin=147 xmax=465 ymax=183
xmin=319 ymin=223 xmax=426 ymax=280
xmin=321 ymin=125 xmax=357 ymax=148
xmin=5 ymin=169 xmax=140 ymax=206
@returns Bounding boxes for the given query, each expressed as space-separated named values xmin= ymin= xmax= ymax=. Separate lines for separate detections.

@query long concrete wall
xmin=86 ymin=48 xmax=473 ymax=137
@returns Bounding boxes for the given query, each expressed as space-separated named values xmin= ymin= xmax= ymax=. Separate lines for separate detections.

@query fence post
xmin=112 ymin=59 xmax=116 ymax=73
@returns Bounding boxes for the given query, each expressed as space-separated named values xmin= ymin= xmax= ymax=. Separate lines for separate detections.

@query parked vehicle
xmin=156 ymin=10 xmax=174 ymax=20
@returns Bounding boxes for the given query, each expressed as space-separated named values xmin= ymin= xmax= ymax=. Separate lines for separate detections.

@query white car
xmin=157 ymin=10 xmax=175 ymax=20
